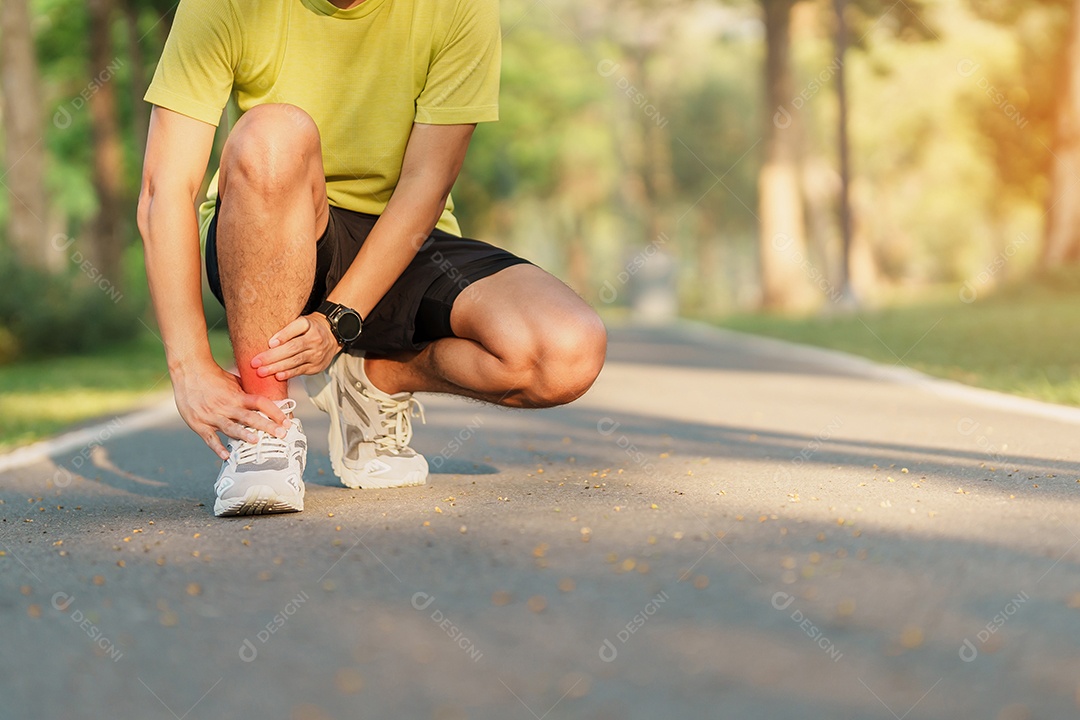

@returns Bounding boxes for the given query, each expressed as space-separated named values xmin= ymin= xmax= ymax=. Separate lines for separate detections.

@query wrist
xmin=167 ymin=349 xmax=217 ymax=377
xmin=311 ymin=312 xmax=342 ymax=348
xmin=316 ymin=300 xmax=363 ymax=347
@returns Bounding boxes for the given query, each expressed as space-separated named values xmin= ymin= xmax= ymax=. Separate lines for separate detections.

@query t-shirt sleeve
xmin=143 ymin=0 xmax=239 ymax=126
xmin=415 ymin=0 xmax=501 ymax=125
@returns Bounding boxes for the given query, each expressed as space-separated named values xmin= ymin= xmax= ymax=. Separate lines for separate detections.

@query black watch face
xmin=336 ymin=311 xmax=362 ymax=342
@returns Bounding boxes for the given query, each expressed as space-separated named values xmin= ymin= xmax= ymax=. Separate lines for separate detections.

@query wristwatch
xmin=317 ymin=300 xmax=363 ymax=348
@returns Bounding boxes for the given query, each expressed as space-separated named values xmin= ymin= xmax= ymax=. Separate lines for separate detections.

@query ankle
xmin=363 ymin=357 xmax=402 ymax=395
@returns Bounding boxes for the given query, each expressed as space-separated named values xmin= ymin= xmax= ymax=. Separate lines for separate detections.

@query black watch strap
xmin=317 ymin=300 xmax=363 ymax=346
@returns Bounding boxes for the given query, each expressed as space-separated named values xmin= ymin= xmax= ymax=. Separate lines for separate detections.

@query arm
xmin=251 ymin=122 xmax=476 ymax=380
xmin=138 ymin=106 xmax=288 ymax=458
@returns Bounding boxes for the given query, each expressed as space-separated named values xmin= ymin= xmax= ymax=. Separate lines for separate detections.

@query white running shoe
xmin=306 ymin=353 xmax=428 ymax=489
xmin=213 ymin=399 xmax=307 ymax=517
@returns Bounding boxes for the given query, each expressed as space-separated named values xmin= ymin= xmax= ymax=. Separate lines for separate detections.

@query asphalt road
xmin=2 ymin=323 xmax=1079 ymax=720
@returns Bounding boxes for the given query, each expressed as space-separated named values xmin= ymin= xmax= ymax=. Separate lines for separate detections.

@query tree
xmin=830 ymin=0 xmax=931 ymax=304
xmin=582 ymin=0 xmax=682 ymax=247
xmin=1 ymin=0 xmax=49 ymax=269
xmin=966 ymin=0 xmax=1074 ymax=267
xmin=117 ymin=0 xmax=176 ymax=162
xmin=759 ymin=0 xmax=817 ymax=311
xmin=87 ymin=0 xmax=126 ymax=285
xmin=119 ymin=0 xmax=149 ymax=162
xmin=765 ymin=0 xmax=931 ymax=310
xmin=1043 ymin=0 xmax=1080 ymax=266
xmin=832 ymin=0 xmax=854 ymax=303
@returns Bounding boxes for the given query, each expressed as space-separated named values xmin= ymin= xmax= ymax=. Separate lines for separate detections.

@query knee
xmin=524 ymin=310 xmax=607 ymax=408
xmin=220 ymin=104 xmax=320 ymax=197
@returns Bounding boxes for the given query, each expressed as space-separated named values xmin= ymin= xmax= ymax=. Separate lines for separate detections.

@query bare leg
xmin=215 ymin=104 xmax=330 ymax=401
xmin=365 ymin=265 xmax=607 ymax=408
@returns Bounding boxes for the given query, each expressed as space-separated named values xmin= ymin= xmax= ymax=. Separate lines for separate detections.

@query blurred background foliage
xmin=0 ymin=0 xmax=1078 ymax=357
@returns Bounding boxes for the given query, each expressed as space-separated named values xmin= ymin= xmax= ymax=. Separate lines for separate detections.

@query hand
xmin=172 ymin=360 xmax=290 ymax=460
xmin=251 ymin=313 xmax=341 ymax=382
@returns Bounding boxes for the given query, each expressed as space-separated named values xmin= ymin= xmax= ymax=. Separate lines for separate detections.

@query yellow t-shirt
xmin=144 ymin=0 xmax=501 ymax=240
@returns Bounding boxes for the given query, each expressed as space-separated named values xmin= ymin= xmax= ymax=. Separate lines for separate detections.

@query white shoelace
xmin=370 ymin=393 xmax=425 ymax=454
xmin=233 ymin=399 xmax=297 ymax=465
xmin=235 ymin=432 xmax=288 ymax=465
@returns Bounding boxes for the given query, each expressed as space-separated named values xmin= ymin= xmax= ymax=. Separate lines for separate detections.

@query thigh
xmin=450 ymin=263 xmax=598 ymax=356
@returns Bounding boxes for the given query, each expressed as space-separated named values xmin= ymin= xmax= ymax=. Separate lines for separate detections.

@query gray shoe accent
xmin=339 ymin=384 xmax=373 ymax=429
xmin=236 ymin=457 xmax=289 ymax=473
xmin=345 ymin=424 xmax=365 ymax=462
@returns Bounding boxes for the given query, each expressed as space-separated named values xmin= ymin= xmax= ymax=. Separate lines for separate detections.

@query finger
xmin=252 ymin=338 xmax=307 ymax=371
xmin=202 ymin=431 xmax=230 ymax=461
xmin=268 ymin=316 xmax=312 ymax=349
xmin=277 ymin=349 xmax=334 ymax=380
xmin=236 ymin=410 xmax=284 ymax=438
xmin=245 ymin=394 xmax=290 ymax=431
xmin=274 ymin=362 xmax=313 ymax=381
xmin=221 ymin=420 xmax=260 ymax=444
xmin=259 ymin=351 xmax=311 ymax=379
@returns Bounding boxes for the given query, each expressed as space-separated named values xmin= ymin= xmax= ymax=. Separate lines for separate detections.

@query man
xmin=137 ymin=0 xmax=607 ymax=517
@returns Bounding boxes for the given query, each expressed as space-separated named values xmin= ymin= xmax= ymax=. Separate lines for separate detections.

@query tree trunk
xmin=609 ymin=52 xmax=651 ymax=240
xmin=1042 ymin=0 xmax=1080 ymax=268
xmin=695 ymin=208 xmax=721 ymax=314
xmin=833 ymin=0 xmax=857 ymax=306
xmin=616 ymin=46 xmax=679 ymax=319
xmin=0 ymin=0 xmax=49 ymax=269
xmin=120 ymin=0 xmax=149 ymax=162
xmin=87 ymin=0 xmax=126 ymax=285
xmin=759 ymin=0 xmax=815 ymax=311
xmin=639 ymin=49 xmax=676 ymax=247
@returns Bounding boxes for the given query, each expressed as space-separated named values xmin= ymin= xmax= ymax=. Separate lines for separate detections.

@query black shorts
xmin=205 ymin=198 xmax=531 ymax=355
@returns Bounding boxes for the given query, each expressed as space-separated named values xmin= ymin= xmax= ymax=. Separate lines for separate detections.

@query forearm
xmin=138 ymin=189 xmax=214 ymax=372
xmin=325 ymin=176 xmax=449 ymax=318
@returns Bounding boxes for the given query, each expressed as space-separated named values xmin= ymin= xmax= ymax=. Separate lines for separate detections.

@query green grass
xmin=715 ymin=282 xmax=1080 ymax=407
xmin=0 ymin=330 xmax=234 ymax=451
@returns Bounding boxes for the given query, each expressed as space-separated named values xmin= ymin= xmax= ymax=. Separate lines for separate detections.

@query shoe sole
xmin=338 ymin=468 xmax=427 ymax=490
xmin=311 ymin=366 xmax=428 ymax=490
xmin=214 ymin=485 xmax=304 ymax=517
